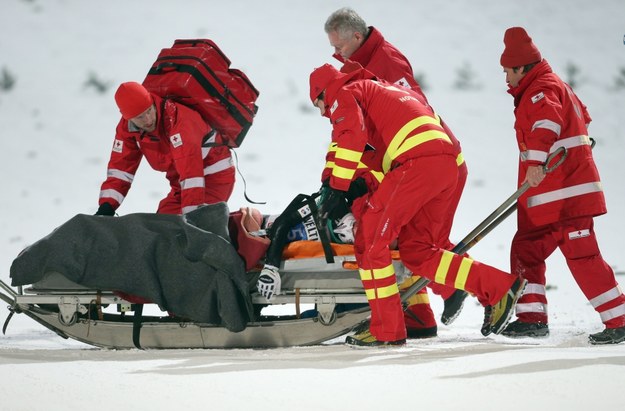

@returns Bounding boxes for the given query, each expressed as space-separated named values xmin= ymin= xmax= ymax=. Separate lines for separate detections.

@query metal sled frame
xmin=0 ymin=255 xmax=372 ymax=349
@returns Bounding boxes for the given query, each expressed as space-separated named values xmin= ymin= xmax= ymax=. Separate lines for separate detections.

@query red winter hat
xmin=500 ymin=27 xmax=542 ymax=68
xmin=114 ymin=82 xmax=153 ymax=120
xmin=309 ymin=64 xmax=343 ymax=103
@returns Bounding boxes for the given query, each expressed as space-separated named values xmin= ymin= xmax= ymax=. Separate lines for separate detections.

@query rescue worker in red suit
xmin=498 ymin=28 xmax=625 ymax=344
xmin=309 ymin=63 xmax=526 ymax=346
xmin=324 ymin=8 xmax=470 ymax=332
xmin=95 ymin=82 xmax=235 ymax=216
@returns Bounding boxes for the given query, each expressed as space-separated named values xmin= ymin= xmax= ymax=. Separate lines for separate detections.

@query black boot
xmin=502 ymin=320 xmax=549 ymax=337
xmin=589 ymin=326 xmax=625 ymax=345
xmin=441 ymin=290 xmax=468 ymax=325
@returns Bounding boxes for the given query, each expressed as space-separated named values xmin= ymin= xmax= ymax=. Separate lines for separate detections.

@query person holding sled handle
xmin=309 ymin=63 xmax=525 ymax=346
xmin=324 ymin=7 xmax=471 ymax=330
xmin=95 ymin=82 xmax=235 ymax=216
xmin=497 ymin=27 xmax=625 ymax=344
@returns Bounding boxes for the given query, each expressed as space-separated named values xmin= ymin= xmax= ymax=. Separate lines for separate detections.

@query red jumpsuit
xmin=319 ymin=72 xmax=516 ymax=342
xmin=99 ymin=95 xmax=235 ymax=215
xmin=508 ymin=60 xmax=625 ymax=328
xmin=334 ymin=26 xmax=467 ymax=328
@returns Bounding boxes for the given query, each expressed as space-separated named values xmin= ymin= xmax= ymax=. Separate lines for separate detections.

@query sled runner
xmin=0 ymin=203 xmax=397 ymax=349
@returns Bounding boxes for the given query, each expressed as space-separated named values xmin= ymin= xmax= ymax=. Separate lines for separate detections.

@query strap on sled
xmin=132 ymin=304 xmax=144 ymax=350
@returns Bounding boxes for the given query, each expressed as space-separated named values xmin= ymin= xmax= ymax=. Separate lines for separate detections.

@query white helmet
xmin=332 ymin=213 xmax=356 ymax=244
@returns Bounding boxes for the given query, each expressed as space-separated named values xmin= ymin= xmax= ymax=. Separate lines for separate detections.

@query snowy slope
xmin=1 ymin=1 xmax=625 ymax=410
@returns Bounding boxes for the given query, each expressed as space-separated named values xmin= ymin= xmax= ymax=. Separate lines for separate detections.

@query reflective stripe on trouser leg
xmin=358 ymin=265 xmax=405 ymax=341
xmin=399 ymin=276 xmax=436 ymax=328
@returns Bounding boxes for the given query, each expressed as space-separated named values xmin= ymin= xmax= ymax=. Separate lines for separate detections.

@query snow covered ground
xmin=1 ymin=0 xmax=624 ymax=410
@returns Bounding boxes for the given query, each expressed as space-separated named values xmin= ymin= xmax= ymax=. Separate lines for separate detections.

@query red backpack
xmin=142 ymin=39 xmax=259 ymax=148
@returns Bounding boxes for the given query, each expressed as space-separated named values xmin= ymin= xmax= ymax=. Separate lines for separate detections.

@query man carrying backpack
xmin=95 ymin=81 xmax=235 ymax=216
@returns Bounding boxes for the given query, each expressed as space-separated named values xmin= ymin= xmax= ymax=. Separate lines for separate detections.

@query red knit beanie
xmin=309 ymin=64 xmax=343 ymax=103
xmin=114 ymin=82 xmax=153 ymax=120
xmin=500 ymin=27 xmax=542 ymax=68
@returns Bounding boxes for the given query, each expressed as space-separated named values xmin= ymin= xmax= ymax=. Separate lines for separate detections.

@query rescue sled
xmin=0 ymin=244 xmax=417 ymax=350
xmin=0 ymin=255 xmax=377 ymax=349
xmin=0 ymin=204 xmax=401 ymax=349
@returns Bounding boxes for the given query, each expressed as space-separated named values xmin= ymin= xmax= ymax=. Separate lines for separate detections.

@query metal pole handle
xmin=400 ymin=146 xmax=567 ymax=305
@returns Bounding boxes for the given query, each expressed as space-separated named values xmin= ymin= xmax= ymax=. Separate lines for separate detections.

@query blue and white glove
xmin=257 ymin=266 xmax=282 ymax=300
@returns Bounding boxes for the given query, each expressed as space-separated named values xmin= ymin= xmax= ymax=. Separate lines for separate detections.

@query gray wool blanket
xmin=10 ymin=203 xmax=253 ymax=332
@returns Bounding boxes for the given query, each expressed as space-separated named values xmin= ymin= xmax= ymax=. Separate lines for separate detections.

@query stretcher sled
xmin=0 ymin=241 xmax=416 ymax=349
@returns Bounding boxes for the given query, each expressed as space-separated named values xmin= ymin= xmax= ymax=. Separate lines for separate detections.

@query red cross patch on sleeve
xmin=169 ymin=133 xmax=183 ymax=148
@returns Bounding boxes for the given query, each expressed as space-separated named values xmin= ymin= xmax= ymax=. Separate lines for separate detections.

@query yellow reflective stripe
xmin=325 ymin=160 xmax=335 ymax=169
xmin=456 ymin=152 xmax=464 ymax=166
xmin=359 ymin=265 xmax=395 ymax=281
xmin=382 ymin=116 xmax=448 ymax=172
xmin=335 ymin=147 xmax=362 ymax=162
xmin=369 ymin=170 xmax=384 ymax=183
xmin=327 ymin=142 xmax=338 ymax=152
xmin=399 ymin=275 xmax=421 ymax=289
xmin=360 ymin=264 xmax=399 ymax=300
xmin=389 ymin=130 xmax=451 ymax=169
xmin=359 ymin=268 xmax=372 ymax=281
xmin=384 ymin=116 xmax=440 ymax=171
xmin=365 ymin=283 xmax=400 ymax=300
xmin=332 ymin=164 xmax=356 ymax=180
xmin=405 ymin=292 xmax=431 ymax=306
xmin=454 ymin=257 xmax=473 ymax=290
xmin=434 ymin=250 xmax=454 ymax=284
xmin=375 ymin=283 xmax=400 ymax=299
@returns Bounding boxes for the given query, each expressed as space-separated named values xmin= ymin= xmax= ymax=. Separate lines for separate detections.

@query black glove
xmin=345 ymin=177 xmax=368 ymax=203
xmin=95 ymin=202 xmax=115 ymax=216
xmin=318 ymin=187 xmax=348 ymax=222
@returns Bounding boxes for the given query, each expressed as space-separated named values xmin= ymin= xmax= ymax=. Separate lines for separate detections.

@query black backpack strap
xmin=304 ymin=192 xmax=335 ymax=264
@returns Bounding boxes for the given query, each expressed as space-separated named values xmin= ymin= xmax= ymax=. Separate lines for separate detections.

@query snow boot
xmin=589 ymin=326 xmax=625 ymax=345
xmin=488 ymin=278 xmax=527 ymax=335
xmin=345 ymin=329 xmax=406 ymax=347
xmin=407 ymin=325 xmax=437 ymax=339
xmin=481 ymin=305 xmax=493 ymax=336
xmin=502 ymin=320 xmax=549 ymax=338
xmin=441 ymin=290 xmax=468 ymax=325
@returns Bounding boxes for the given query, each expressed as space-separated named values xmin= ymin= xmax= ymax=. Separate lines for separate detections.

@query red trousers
xmin=355 ymin=155 xmax=515 ymax=341
xmin=427 ymin=160 xmax=468 ymax=300
xmin=511 ymin=216 xmax=625 ymax=328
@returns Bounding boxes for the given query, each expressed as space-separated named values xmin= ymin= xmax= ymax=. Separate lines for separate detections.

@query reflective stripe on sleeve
xmin=527 ymin=182 xmax=603 ymax=208
xmin=531 ymin=119 xmax=561 ymax=136
xmin=180 ymin=177 xmax=205 ymax=190
xmin=204 ymin=157 xmax=234 ymax=175
xmin=520 ymin=150 xmax=548 ymax=162
xmin=521 ymin=135 xmax=591 ymax=162
xmin=456 ymin=152 xmax=464 ymax=166
xmin=549 ymin=135 xmax=591 ymax=153
xmin=335 ymin=146 xmax=362 ymax=163
xmin=332 ymin=164 xmax=357 ymax=181
xmin=181 ymin=204 xmax=204 ymax=214
xmin=99 ymin=189 xmax=125 ymax=204
xmin=107 ymin=169 xmax=135 ymax=183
